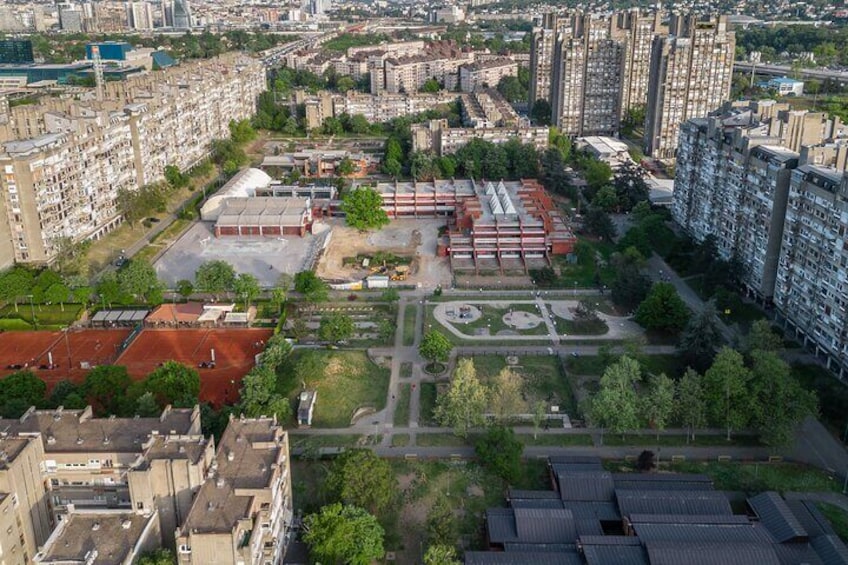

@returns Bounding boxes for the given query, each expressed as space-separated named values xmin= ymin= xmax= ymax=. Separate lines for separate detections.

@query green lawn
xmin=419 ymin=382 xmax=438 ymax=426
xmin=517 ymin=433 xmax=594 ymax=446
xmin=0 ymin=303 xmax=83 ymax=329
xmin=446 ymin=304 xmax=550 ymax=337
xmin=463 ymin=354 xmax=577 ymax=416
xmin=665 ymin=461 xmax=840 ymax=494
xmin=792 ymin=363 xmax=848 ymax=438
xmin=545 ymin=237 xmax=617 ymax=288
xmin=416 ymin=432 xmax=469 ymax=447
xmin=289 ymin=434 xmax=364 ymax=448
xmin=277 ymin=350 xmax=390 ymax=428
xmin=567 ymin=354 xmax=685 ymax=379
xmin=400 ymin=362 xmax=413 ymax=378
xmin=394 ymin=384 xmax=411 ymax=426
xmin=402 ymin=304 xmax=417 ymax=346
xmin=391 ymin=433 xmax=410 ymax=447
xmin=557 ymin=318 xmax=609 ymax=336
xmin=817 ymin=503 xmax=848 ymax=542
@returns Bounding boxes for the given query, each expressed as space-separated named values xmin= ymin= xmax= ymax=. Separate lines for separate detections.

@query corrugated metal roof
xmin=644 ymin=541 xmax=782 ymax=565
xmin=773 ymin=543 xmax=824 ymax=565
xmin=504 ymin=543 xmax=576 ymax=553
xmin=632 ymin=522 xmax=775 ymax=544
xmin=566 ymin=501 xmax=621 ymax=521
xmin=583 ymin=545 xmax=649 ymax=565
xmin=749 ymin=492 xmax=808 ymax=543
xmin=784 ymin=500 xmax=836 ymax=538
xmin=511 ymin=499 xmax=565 ymax=509
xmin=616 ymin=490 xmax=733 ymax=517
xmin=509 ymin=489 xmax=560 ymax=500
xmin=557 ymin=471 xmax=615 ymax=502
xmin=613 ymin=480 xmax=716 ymax=491
xmin=579 ymin=536 xmax=642 ymax=546
xmin=629 ymin=514 xmax=751 ymax=525
xmin=552 ymin=462 xmax=604 ymax=474
xmin=486 ymin=509 xmax=519 ymax=543
xmin=575 ymin=519 xmax=604 ymax=537
xmin=613 ymin=473 xmax=715 ymax=491
xmin=514 ymin=508 xmax=577 ymax=544
xmin=464 ymin=551 xmax=583 ymax=565
xmin=811 ymin=535 xmax=848 ymax=565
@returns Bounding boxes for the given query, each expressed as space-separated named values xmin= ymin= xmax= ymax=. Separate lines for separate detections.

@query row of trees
xmin=590 ymin=327 xmax=816 ymax=447
xmin=0 ymin=361 xmax=200 ymax=419
xmin=406 ymin=138 xmax=541 ymax=182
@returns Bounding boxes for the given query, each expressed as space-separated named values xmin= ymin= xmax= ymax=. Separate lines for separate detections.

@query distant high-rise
xmin=58 ymin=3 xmax=83 ymax=32
xmin=528 ymin=13 xmax=558 ymax=108
xmin=0 ymin=39 xmax=34 ymax=64
xmin=170 ymin=0 xmax=191 ymax=28
xmin=127 ymin=1 xmax=154 ymax=30
xmin=644 ymin=14 xmax=735 ymax=160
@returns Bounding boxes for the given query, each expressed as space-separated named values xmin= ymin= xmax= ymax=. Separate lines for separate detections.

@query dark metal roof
xmin=552 ymin=462 xmax=606 ymax=474
xmin=511 ymin=499 xmax=566 ymax=509
xmin=614 ymin=480 xmax=716 ymax=491
xmin=583 ymin=545 xmax=649 ymax=565
xmin=616 ymin=490 xmax=733 ymax=517
xmin=487 ymin=508 xmax=578 ymax=545
xmin=811 ymin=535 xmax=848 ymax=565
xmin=549 ymin=456 xmax=604 ymax=466
xmin=509 ymin=489 xmax=561 ymax=500
xmin=504 ymin=543 xmax=576 ymax=553
xmin=749 ymin=492 xmax=809 ymax=543
xmin=629 ymin=514 xmax=751 ymax=525
xmin=773 ymin=543 xmax=824 ymax=565
xmin=644 ymin=541 xmax=782 ymax=565
xmin=557 ymin=471 xmax=615 ymax=502
xmin=566 ymin=501 xmax=621 ymax=521
xmin=464 ymin=551 xmax=583 ymax=564
xmin=613 ymin=473 xmax=715 ymax=492
xmin=632 ymin=523 xmax=775 ymax=544
xmin=579 ymin=536 xmax=642 ymax=546
xmin=784 ymin=500 xmax=837 ymax=539
xmin=575 ymin=519 xmax=604 ymax=537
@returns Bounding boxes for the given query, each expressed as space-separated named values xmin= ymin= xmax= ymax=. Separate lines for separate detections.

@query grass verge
xmin=394 ymin=384 xmax=411 ymax=426
xmin=403 ymin=304 xmax=417 ymax=346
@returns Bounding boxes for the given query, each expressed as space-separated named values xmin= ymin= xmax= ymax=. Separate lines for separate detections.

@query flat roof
xmin=37 ymin=512 xmax=155 ymax=565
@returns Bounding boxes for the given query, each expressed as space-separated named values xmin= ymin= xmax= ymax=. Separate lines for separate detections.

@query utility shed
xmin=748 ymin=491 xmax=809 ymax=543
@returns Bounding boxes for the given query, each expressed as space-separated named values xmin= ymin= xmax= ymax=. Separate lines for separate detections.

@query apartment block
xmin=382 ymin=44 xmax=473 ymax=94
xmin=0 ymin=435 xmax=52 ymax=564
xmin=644 ymin=14 xmax=735 ymax=160
xmin=529 ymin=13 xmax=558 ymax=106
xmin=175 ymin=416 xmax=292 ymax=565
xmin=618 ymin=10 xmax=666 ymax=119
xmin=459 ymin=58 xmax=518 ymax=93
xmin=673 ymin=101 xmax=848 ymax=301
xmin=775 ymin=167 xmax=848 ymax=377
xmin=0 ymin=53 xmax=264 ymax=268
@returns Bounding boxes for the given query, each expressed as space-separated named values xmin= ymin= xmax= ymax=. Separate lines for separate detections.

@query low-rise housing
xmin=459 ymin=58 xmax=518 ymax=93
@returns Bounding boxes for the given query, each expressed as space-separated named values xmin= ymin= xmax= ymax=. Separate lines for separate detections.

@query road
xmin=733 ymin=61 xmax=848 ymax=84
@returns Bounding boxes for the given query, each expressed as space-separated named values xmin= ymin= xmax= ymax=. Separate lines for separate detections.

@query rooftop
xmin=36 ymin=512 xmax=156 ymax=565
xmin=180 ymin=417 xmax=286 ymax=535
xmin=0 ymin=435 xmax=34 ymax=469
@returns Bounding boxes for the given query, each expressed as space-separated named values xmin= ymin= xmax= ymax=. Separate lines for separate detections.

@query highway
xmin=733 ymin=60 xmax=848 ymax=85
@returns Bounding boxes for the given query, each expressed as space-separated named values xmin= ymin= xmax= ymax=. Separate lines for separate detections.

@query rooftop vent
xmin=91 ymin=522 xmax=101 ymax=531
xmin=121 ymin=520 xmax=132 ymax=529
xmin=227 ymin=450 xmax=234 ymax=462
xmin=76 ymin=437 xmax=84 ymax=445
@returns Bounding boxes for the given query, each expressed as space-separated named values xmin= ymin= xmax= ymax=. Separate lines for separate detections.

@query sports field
xmin=116 ymin=328 xmax=273 ymax=405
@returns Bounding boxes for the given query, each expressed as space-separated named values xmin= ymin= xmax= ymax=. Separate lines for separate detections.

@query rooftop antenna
xmin=91 ymin=44 xmax=105 ymax=102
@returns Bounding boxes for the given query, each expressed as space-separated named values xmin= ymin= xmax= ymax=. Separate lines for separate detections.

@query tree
xmin=239 ymin=365 xmax=291 ymax=420
xmin=348 ymin=114 xmax=370 ymax=134
xmin=176 ymin=279 xmax=194 ymax=299
xmin=679 ymin=300 xmax=723 ymax=372
xmin=142 ymin=361 xmax=200 ymax=408
xmin=336 ymin=75 xmax=356 ymax=93
xmin=745 ymin=319 xmax=783 ymax=354
xmin=610 ymin=261 xmax=651 ymax=311
xmin=137 ymin=549 xmax=176 ymax=565
xmin=635 ymin=282 xmax=690 ymax=333
xmin=303 ymin=504 xmax=385 ymax=565
xmin=497 ymin=75 xmax=526 ymax=103
xmin=676 ymin=368 xmax=706 ymax=443
xmin=702 ymin=347 xmax=752 ymax=441
xmin=96 ymin=272 xmax=123 ymax=308
xmin=592 ymin=185 xmax=618 ymax=212
xmin=326 ymin=450 xmax=397 ymax=515
xmin=260 ymin=334 xmax=293 ymax=368
xmin=47 ymin=380 xmax=86 ymax=409
xmin=410 ymin=151 xmax=439 ymax=181
xmin=636 ymin=450 xmax=656 ymax=472
xmin=135 ymin=391 xmax=162 ymax=417
xmin=164 ymin=165 xmax=188 ymax=189
xmin=341 ymin=187 xmax=390 ymax=231
xmin=45 ymin=282 xmax=70 ymax=311
xmin=118 ymin=259 xmax=163 ymax=303
xmin=229 ymin=119 xmax=257 ymax=143
xmin=488 ymin=367 xmax=524 ymax=422
xmin=381 ymin=288 xmax=399 ymax=302
xmin=531 ymin=400 xmax=547 ymax=440
xmin=531 ymin=99 xmax=551 ymax=125
xmin=319 ymin=312 xmax=355 ymax=343
xmin=84 ymin=366 xmax=132 ymax=416
xmin=748 ymin=350 xmax=817 ymax=447
xmin=271 ymin=286 xmax=287 ymax=314
xmin=233 ymin=273 xmax=261 ymax=311
xmin=435 ymin=358 xmax=487 ymax=437
xmin=582 ymin=159 xmax=613 ymax=192
xmin=424 ymin=545 xmax=461 ymax=565
xmin=294 ymin=271 xmax=329 ymax=303
xmin=0 ymin=370 xmax=47 ymax=417
xmin=574 ymin=298 xmax=600 ymax=322
xmin=426 ymin=497 xmax=458 ymax=547
xmin=642 ymin=373 xmax=675 ymax=439
xmin=583 ymin=207 xmax=617 ymax=241
xmin=195 ymin=260 xmax=236 ymax=297
xmin=475 ymin=425 xmax=523 ymax=483
xmin=419 ymin=330 xmax=453 ymax=367
xmin=590 ymin=356 xmax=642 ymax=441
xmin=613 ymin=161 xmax=649 ymax=211
xmin=420 ymin=78 xmax=441 ymax=93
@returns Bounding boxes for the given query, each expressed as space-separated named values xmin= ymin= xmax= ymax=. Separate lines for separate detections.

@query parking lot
xmin=154 ymin=222 xmax=328 ymax=286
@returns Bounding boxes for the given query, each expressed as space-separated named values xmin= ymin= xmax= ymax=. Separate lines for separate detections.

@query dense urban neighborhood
xmin=2 ymin=1 xmax=848 ymax=564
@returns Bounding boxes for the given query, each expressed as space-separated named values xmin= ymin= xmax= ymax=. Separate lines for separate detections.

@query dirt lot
xmin=316 ymin=219 xmax=451 ymax=289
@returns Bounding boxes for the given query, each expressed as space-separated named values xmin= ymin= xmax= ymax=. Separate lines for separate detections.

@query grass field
xmin=557 ymin=318 xmax=609 ymax=336
xmin=403 ymin=304 xmax=417 ymax=346
xmin=463 ymin=354 xmax=577 ymax=416
xmin=394 ymin=384 xmax=411 ymax=426
xmin=416 ymin=433 xmax=469 ymax=447
xmin=289 ymin=434 xmax=364 ymax=449
xmin=0 ymin=303 xmax=83 ymax=329
xmin=391 ymin=434 xmax=410 ymax=447
xmin=817 ymin=503 xmax=848 ymax=542
xmin=663 ymin=461 xmax=840 ymax=494
xmin=278 ymin=350 xmax=390 ymax=428
xmin=567 ymin=354 xmax=685 ymax=379
xmin=419 ymin=382 xmax=438 ymax=426
xmin=517 ymin=433 xmax=594 ymax=446
xmin=601 ymin=433 xmax=761 ymax=447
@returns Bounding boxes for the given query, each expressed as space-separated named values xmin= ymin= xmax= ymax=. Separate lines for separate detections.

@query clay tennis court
xmin=116 ymin=328 xmax=273 ymax=405
xmin=0 ymin=329 xmax=131 ymax=387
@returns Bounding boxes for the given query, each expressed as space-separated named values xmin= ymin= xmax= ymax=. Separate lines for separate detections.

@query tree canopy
xmin=591 ymin=356 xmax=642 ymax=439
xmin=319 ymin=312 xmax=356 ymax=343
xmin=341 ymin=187 xmax=390 ymax=231
xmin=419 ymin=330 xmax=453 ymax=365
xmin=326 ymin=449 xmax=397 ymax=515
xmin=435 ymin=358 xmax=487 ymax=437
xmin=293 ymin=270 xmax=329 ymax=302
xmin=475 ymin=425 xmax=523 ymax=483
xmin=303 ymin=504 xmax=385 ymax=565
xmin=635 ymin=282 xmax=690 ymax=333
xmin=195 ymin=260 xmax=236 ymax=296
xmin=0 ymin=370 xmax=47 ymax=418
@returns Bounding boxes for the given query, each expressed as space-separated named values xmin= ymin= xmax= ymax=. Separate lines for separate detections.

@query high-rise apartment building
xmin=532 ymin=10 xmax=664 ymax=137
xmin=58 ymin=4 xmax=84 ymax=32
xmin=127 ymin=1 xmax=154 ymax=30
xmin=0 ymin=53 xmax=264 ymax=267
xmin=775 ymin=167 xmax=848 ymax=377
xmin=644 ymin=14 xmax=735 ymax=160
xmin=166 ymin=0 xmax=191 ymax=28
xmin=529 ymin=13 xmax=558 ymax=107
